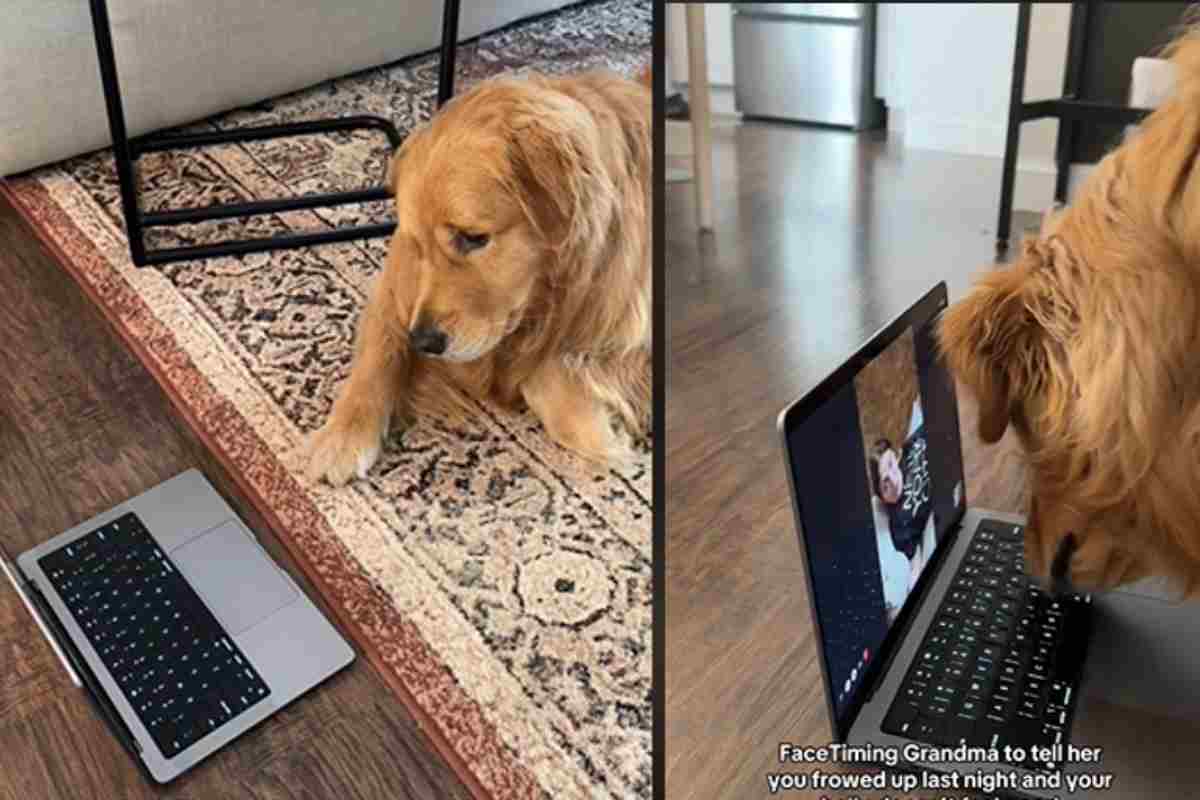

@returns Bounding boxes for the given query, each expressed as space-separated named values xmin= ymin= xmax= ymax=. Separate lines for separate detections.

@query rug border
xmin=0 ymin=176 xmax=520 ymax=800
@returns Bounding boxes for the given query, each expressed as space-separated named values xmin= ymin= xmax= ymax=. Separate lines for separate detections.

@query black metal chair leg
xmin=88 ymin=0 xmax=147 ymax=265
xmin=438 ymin=0 xmax=461 ymax=106
xmin=1054 ymin=1 xmax=1090 ymax=205
xmin=87 ymin=0 xmax=461 ymax=267
xmin=997 ymin=2 xmax=1032 ymax=254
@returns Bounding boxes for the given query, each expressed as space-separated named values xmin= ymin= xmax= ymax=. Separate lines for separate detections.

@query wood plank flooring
xmin=0 ymin=193 xmax=469 ymax=800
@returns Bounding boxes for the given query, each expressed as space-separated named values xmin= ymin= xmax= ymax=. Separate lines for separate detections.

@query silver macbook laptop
xmin=777 ymin=282 xmax=1093 ymax=798
xmin=2 ymin=469 xmax=355 ymax=783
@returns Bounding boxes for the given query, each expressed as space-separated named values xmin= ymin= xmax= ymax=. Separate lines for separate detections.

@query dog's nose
xmin=410 ymin=326 xmax=447 ymax=356
xmin=1049 ymin=532 xmax=1078 ymax=597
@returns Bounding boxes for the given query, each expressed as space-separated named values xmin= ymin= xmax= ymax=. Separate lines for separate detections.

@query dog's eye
xmin=453 ymin=230 xmax=490 ymax=254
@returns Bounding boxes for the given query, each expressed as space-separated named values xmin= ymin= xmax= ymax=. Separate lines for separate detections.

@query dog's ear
xmin=506 ymin=90 xmax=616 ymax=259
xmin=938 ymin=247 xmax=1049 ymax=443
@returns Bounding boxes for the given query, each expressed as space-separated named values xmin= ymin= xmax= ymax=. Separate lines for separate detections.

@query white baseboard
xmin=672 ymin=82 xmax=742 ymax=118
xmin=1011 ymin=161 xmax=1096 ymax=213
xmin=903 ymin=112 xmax=1010 ymax=159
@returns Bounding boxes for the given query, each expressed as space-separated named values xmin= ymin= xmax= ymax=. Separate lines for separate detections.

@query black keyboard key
xmin=912 ymin=716 xmax=939 ymax=742
xmin=1016 ymin=697 xmax=1040 ymax=719
xmin=957 ymin=698 xmax=984 ymax=720
xmin=1044 ymin=705 xmax=1069 ymax=729
xmin=943 ymin=714 xmax=974 ymax=746
xmin=969 ymin=717 xmax=1004 ymax=749
xmin=924 ymin=698 xmax=951 ymax=717
xmin=983 ymin=628 xmax=1008 ymax=646
xmin=999 ymin=663 xmax=1022 ymax=681
xmin=1046 ymin=681 xmax=1072 ymax=709
xmin=882 ymin=700 xmax=919 ymax=737
xmin=986 ymin=698 xmax=1010 ymax=722
xmin=930 ymin=682 xmax=957 ymax=702
xmin=977 ymin=644 xmax=1001 ymax=662
xmin=972 ymin=659 xmax=996 ymax=680
xmin=902 ymin=681 xmax=926 ymax=705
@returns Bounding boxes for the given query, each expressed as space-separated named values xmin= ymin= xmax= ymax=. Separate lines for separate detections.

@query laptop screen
xmin=780 ymin=284 xmax=966 ymax=739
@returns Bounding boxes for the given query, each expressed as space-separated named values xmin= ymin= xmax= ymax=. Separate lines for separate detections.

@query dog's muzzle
xmin=1049 ymin=532 xmax=1077 ymax=597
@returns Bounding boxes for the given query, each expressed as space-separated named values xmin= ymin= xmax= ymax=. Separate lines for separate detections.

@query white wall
xmin=878 ymin=3 xmax=1079 ymax=209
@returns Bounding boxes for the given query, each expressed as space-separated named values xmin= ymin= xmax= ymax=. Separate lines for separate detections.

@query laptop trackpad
xmin=172 ymin=520 xmax=298 ymax=635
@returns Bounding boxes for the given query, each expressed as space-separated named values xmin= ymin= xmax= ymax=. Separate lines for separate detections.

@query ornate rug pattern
xmin=3 ymin=2 xmax=651 ymax=798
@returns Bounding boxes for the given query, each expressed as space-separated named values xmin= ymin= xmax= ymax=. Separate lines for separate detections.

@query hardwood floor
xmin=0 ymin=195 xmax=469 ymax=800
xmin=665 ymin=120 xmax=1200 ymax=799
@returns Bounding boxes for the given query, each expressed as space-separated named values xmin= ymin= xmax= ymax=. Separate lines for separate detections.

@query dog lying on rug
xmin=307 ymin=67 xmax=651 ymax=486
xmin=937 ymin=23 xmax=1200 ymax=595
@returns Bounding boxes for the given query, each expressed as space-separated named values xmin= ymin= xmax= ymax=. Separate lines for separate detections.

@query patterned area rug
xmin=2 ymin=2 xmax=651 ymax=798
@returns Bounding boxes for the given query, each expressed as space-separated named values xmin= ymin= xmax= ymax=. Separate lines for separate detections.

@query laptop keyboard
xmin=38 ymin=512 xmax=271 ymax=758
xmin=881 ymin=519 xmax=1090 ymax=773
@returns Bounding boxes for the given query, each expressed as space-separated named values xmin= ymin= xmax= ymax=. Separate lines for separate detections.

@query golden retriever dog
xmin=306 ymin=67 xmax=650 ymax=486
xmin=937 ymin=23 xmax=1200 ymax=596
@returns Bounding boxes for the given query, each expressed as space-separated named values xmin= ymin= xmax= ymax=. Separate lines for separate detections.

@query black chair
xmin=88 ymin=0 xmax=461 ymax=266
xmin=995 ymin=1 xmax=1150 ymax=252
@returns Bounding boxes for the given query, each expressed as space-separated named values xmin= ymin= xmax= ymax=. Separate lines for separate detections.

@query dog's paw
xmin=555 ymin=413 xmax=641 ymax=470
xmin=305 ymin=422 xmax=384 ymax=486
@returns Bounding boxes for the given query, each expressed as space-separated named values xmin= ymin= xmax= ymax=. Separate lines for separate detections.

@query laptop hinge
xmin=23 ymin=577 xmax=143 ymax=756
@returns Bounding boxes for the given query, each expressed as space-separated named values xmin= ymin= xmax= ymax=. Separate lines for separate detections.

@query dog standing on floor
xmin=307 ymin=66 xmax=651 ymax=486
xmin=937 ymin=21 xmax=1200 ymax=595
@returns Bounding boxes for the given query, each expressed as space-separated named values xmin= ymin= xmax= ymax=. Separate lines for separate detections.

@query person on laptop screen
xmin=858 ymin=332 xmax=940 ymax=625
xmin=784 ymin=318 xmax=962 ymax=715
xmin=869 ymin=402 xmax=933 ymax=602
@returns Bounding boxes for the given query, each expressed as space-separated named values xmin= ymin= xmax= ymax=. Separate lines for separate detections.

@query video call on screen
xmin=787 ymin=314 xmax=964 ymax=727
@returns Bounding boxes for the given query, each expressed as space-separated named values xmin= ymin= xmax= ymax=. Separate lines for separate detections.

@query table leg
xmin=685 ymin=4 xmax=714 ymax=232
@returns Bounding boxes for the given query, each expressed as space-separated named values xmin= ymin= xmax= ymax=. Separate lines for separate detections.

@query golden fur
xmin=938 ymin=20 xmax=1200 ymax=595
xmin=307 ymin=68 xmax=650 ymax=485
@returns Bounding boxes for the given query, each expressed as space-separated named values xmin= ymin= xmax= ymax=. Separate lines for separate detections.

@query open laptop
xmin=0 ymin=469 xmax=355 ymax=783
xmin=777 ymin=282 xmax=1092 ymax=795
